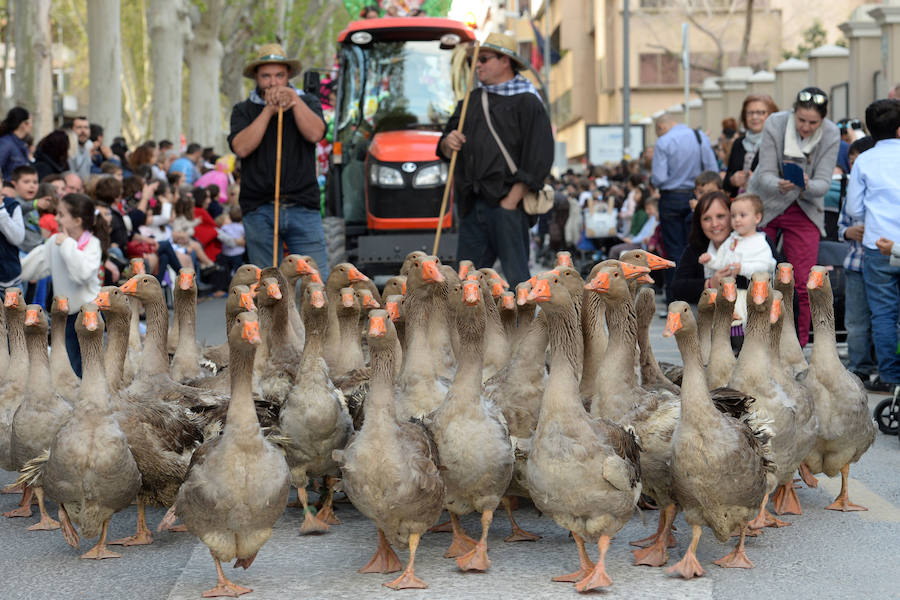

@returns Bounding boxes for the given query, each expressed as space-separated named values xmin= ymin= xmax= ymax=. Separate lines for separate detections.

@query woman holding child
xmin=749 ymin=86 xmax=840 ymax=347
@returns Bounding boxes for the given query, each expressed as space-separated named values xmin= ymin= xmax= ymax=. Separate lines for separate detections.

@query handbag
xmin=481 ymin=91 xmax=554 ymax=215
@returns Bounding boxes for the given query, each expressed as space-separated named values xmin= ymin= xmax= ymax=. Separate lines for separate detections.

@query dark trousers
xmin=64 ymin=312 xmax=82 ymax=378
xmin=659 ymin=190 xmax=693 ymax=304
xmin=156 ymin=240 xmax=182 ymax=282
xmin=457 ymin=201 xmax=531 ymax=287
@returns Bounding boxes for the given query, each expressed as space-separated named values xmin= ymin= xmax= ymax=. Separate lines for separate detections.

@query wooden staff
xmin=433 ymin=41 xmax=481 ymax=257
xmin=273 ymin=106 xmax=284 ymax=267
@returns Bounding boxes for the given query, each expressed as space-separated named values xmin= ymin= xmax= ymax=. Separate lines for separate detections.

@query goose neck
xmin=140 ymin=294 xmax=171 ymax=377
xmin=104 ymin=312 xmax=130 ymax=393
xmin=25 ymin=328 xmax=52 ymax=396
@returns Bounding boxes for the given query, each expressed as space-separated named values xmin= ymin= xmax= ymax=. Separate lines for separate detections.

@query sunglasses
xmin=797 ymin=91 xmax=827 ymax=105
xmin=471 ymin=53 xmax=500 ymax=64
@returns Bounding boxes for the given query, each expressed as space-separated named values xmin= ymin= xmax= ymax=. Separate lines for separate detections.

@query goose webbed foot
xmin=666 ymin=525 xmax=705 ymax=579
xmin=80 ymin=520 xmax=122 ymax=560
xmin=825 ymin=464 xmax=868 ymax=512
xmin=713 ymin=526 xmax=754 ymax=569
xmin=443 ymin=512 xmax=476 ymax=558
xmin=383 ymin=533 xmax=427 ymax=590
xmin=203 ymin=556 xmax=252 ymax=597
xmin=359 ymin=529 xmax=402 ymax=574
xmin=772 ymin=481 xmax=803 ymax=515
xmin=501 ymin=497 xmax=541 ymax=542
xmin=552 ymin=533 xmax=594 ymax=582
xmin=574 ymin=536 xmax=613 ymax=592
xmin=3 ymin=485 xmax=33 ymax=518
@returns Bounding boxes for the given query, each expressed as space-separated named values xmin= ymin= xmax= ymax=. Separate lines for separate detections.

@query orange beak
xmin=248 ymin=282 xmax=259 ymax=295
xmin=643 ymin=252 xmax=676 ymax=270
xmin=310 ymin=289 xmax=326 ymax=308
xmin=636 ymin=274 xmax=654 ymax=284
xmin=362 ymin=294 xmax=380 ymax=309
xmin=663 ymin=311 xmax=682 ymax=337
xmin=94 ymin=291 xmax=110 ymax=309
xmin=458 ymin=263 xmax=471 ymax=279
xmin=751 ymin=280 xmax=768 ymax=305
xmin=294 ymin=258 xmax=315 ymax=275
xmin=309 ymin=270 xmax=323 ymax=284
xmin=501 ymin=292 xmax=515 ymax=310
xmin=4 ymin=290 xmax=17 ymax=308
xmin=556 ymin=252 xmax=573 ymax=267
xmin=266 ymin=281 xmax=282 ymax=300
xmin=242 ymin=320 xmax=262 ymax=345
xmin=620 ymin=263 xmax=651 ymax=280
xmin=119 ymin=277 xmax=139 ymax=295
xmin=527 ymin=278 xmax=551 ymax=303
xmin=585 ymin=271 xmax=610 ymax=293
xmin=83 ymin=310 xmax=100 ymax=331
xmin=25 ymin=308 xmax=39 ymax=326
xmin=368 ymin=315 xmax=387 ymax=337
xmin=400 ymin=280 xmax=407 ymax=295
xmin=707 ymin=290 xmax=717 ymax=304
xmin=778 ymin=264 xmax=792 ymax=284
xmin=254 ymin=267 xmax=262 ymax=281
xmin=239 ymin=291 xmax=256 ymax=311
xmin=421 ymin=260 xmax=445 ymax=283
xmin=490 ymin=281 xmax=504 ymax=298
xmin=807 ymin=270 xmax=825 ymax=290
xmin=341 ymin=291 xmax=355 ymax=308
xmin=516 ymin=286 xmax=530 ymax=306
xmin=179 ymin=272 xmax=194 ymax=291
xmin=722 ymin=281 xmax=737 ymax=302
xmin=132 ymin=259 xmax=146 ymax=275
xmin=56 ymin=297 xmax=69 ymax=312
xmin=770 ymin=298 xmax=782 ymax=324
xmin=385 ymin=301 xmax=400 ymax=321
xmin=348 ymin=266 xmax=368 ymax=282
xmin=463 ymin=281 xmax=481 ymax=306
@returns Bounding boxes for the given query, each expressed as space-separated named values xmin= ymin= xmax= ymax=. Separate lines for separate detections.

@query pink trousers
xmin=763 ymin=203 xmax=820 ymax=347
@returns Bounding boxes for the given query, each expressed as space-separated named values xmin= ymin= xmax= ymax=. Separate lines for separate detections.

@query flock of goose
xmin=0 ymin=248 xmax=876 ymax=597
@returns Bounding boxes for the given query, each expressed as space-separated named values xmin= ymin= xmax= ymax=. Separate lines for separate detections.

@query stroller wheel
xmin=873 ymin=397 xmax=900 ymax=435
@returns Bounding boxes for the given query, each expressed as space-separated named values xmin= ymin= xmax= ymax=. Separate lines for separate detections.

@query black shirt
xmin=437 ymin=89 xmax=553 ymax=217
xmin=723 ymin=135 xmax=760 ymax=198
xmin=228 ymin=94 xmax=325 ymax=215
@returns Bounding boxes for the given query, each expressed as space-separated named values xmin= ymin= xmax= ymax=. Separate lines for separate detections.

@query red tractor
xmin=324 ymin=17 xmax=476 ymax=272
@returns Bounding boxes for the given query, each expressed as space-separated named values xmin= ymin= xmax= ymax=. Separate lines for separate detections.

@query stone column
xmin=869 ymin=3 xmax=900 ymax=98
xmin=686 ymin=98 xmax=704 ymax=129
xmin=774 ymin=58 xmax=809 ymax=111
xmin=719 ymin=67 xmax=754 ymax=124
xmin=699 ymin=77 xmax=723 ymax=137
xmin=747 ymin=70 xmax=776 ymax=100
xmin=807 ymin=45 xmax=850 ymax=119
xmin=840 ymin=6 xmax=882 ymax=116
xmin=665 ymin=103 xmax=684 ymax=124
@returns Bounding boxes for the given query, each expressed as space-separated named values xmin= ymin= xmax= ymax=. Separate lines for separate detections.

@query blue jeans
xmin=457 ymin=201 xmax=531 ymax=287
xmin=863 ymin=247 xmax=900 ymax=383
xmin=844 ymin=269 xmax=876 ymax=374
xmin=64 ymin=312 xmax=82 ymax=378
xmin=659 ymin=190 xmax=693 ymax=304
xmin=243 ymin=203 xmax=328 ymax=279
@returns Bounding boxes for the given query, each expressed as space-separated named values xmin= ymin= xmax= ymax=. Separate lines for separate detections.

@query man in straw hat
xmin=229 ymin=43 xmax=328 ymax=275
xmin=437 ymin=33 xmax=553 ymax=286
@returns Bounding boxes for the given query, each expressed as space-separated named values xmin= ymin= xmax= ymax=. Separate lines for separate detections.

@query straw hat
xmin=473 ymin=33 xmax=528 ymax=71
xmin=243 ymin=43 xmax=301 ymax=79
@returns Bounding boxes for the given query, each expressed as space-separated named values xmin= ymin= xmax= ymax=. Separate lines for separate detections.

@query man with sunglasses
xmin=438 ymin=33 xmax=553 ymax=287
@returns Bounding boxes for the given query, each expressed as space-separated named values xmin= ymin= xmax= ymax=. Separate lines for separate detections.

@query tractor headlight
xmin=413 ymin=163 xmax=448 ymax=188
xmin=369 ymin=164 xmax=404 ymax=188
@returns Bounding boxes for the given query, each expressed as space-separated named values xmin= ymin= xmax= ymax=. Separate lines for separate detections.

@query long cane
xmin=272 ymin=106 xmax=284 ymax=267
xmin=433 ymin=42 xmax=481 ymax=257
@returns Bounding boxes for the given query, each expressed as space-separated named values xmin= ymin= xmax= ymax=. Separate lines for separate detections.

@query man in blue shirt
xmin=844 ymin=98 xmax=900 ymax=394
xmin=651 ymin=114 xmax=717 ymax=304
xmin=169 ymin=143 xmax=203 ymax=185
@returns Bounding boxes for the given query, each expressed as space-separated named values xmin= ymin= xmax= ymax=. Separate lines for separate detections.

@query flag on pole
xmin=530 ymin=20 xmax=561 ymax=68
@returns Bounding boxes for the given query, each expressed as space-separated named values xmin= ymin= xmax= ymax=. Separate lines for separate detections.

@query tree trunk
xmin=13 ymin=0 xmax=53 ymax=139
xmin=220 ymin=2 xmax=253 ymax=129
xmin=739 ymin=0 xmax=754 ymax=66
xmin=87 ymin=0 xmax=123 ymax=140
xmin=148 ymin=0 xmax=189 ymax=143
xmin=186 ymin=0 xmax=225 ymax=150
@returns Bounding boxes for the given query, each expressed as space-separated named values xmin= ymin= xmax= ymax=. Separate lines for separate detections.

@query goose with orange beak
xmin=800 ymin=266 xmax=875 ymax=512
xmin=525 ymin=272 xmax=641 ymax=591
xmin=707 ymin=277 xmax=739 ymax=389
xmin=773 ymin=263 xmax=808 ymax=376
xmin=323 ymin=262 xmax=371 ymax=373
xmin=170 ymin=269 xmax=206 ymax=384
xmin=49 ymin=296 xmax=80 ymax=402
xmin=662 ymin=300 xmax=775 ymax=579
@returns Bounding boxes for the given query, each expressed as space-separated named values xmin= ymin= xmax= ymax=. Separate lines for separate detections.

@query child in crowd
xmin=837 ymin=137 xmax=879 ymax=388
xmin=845 ymin=98 xmax=900 ymax=393
xmin=0 ymin=178 xmax=24 ymax=292
xmin=217 ymin=204 xmax=246 ymax=276
xmin=10 ymin=165 xmax=45 ymax=252
xmin=35 ymin=182 xmax=59 ymax=237
xmin=700 ymin=193 xmax=775 ymax=323
xmin=691 ymin=171 xmax=723 ymax=212
xmin=608 ymin=196 xmax=659 ymax=259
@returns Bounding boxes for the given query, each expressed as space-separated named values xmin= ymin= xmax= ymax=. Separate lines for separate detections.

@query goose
xmin=40 ymin=304 xmax=142 ymax=559
xmin=0 ymin=288 xmax=27 ymax=476
xmin=697 ymin=288 xmax=717 ymax=365
xmin=202 ymin=264 xmax=262 ymax=370
xmin=94 ymin=286 xmax=133 ymax=394
xmin=7 ymin=305 xmax=73 ymax=529
xmin=774 ymin=263 xmax=808 ymax=376
xmin=324 ymin=263 xmax=369 ymax=373
xmin=49 ymin=296 xmax=80 ymax=401
xmin=525 ymin=273 xmax=641 ymax=591
xmin=0 ymin=295 xmax=8 ymax=382
xmin=427 ymin=277 xmax=514 ymax=572
xmin=174 ymin=311 xmax=290 ymax=597
xmin=278 ymin=281 xmax=353 ymax=534
xmin=382 ymin=275 xmax=407 ymax=299
xmin=279 ymin=254 xmax=320 ymax=348
xmin=462 ymin=270 xmax=509 ymax=381
xmin=170 ymin=269 xmax=206 ymax=384
xmin=257 ymin=267 xmax=302 ymax=407
xmin=802 ymin=266 xmax=876 ymax=512
xmin=335 ymin=310 xmax=445 ymax=589
xmin=498 ymin=291 xmax=517 ymax=343
xmin=663 ymin=301 xmax=775 ymax=579
xmin=707 ymin=278 xmax=738 ymax=389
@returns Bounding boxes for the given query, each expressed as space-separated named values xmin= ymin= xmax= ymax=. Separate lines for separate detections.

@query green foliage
xmin=781 ymin=19 xmax=828 ymax=60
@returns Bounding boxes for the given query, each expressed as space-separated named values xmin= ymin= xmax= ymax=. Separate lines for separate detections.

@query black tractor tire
xmin=323 ymin=216 xmax=347 ymax=272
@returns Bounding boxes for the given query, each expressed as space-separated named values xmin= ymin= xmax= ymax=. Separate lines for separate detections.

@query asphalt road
xmin=1 ymin=295 xmax=897 ymax=600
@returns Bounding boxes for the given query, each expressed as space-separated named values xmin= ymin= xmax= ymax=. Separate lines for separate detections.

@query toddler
xmin=700 ymin=193 xmax=775 ymax=323
xmin=218 ymin=204 xmax=246 ymax=275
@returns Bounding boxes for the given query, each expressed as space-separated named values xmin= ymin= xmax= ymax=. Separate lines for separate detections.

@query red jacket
xmin=193 ymin=207 xmax=221 ymax=261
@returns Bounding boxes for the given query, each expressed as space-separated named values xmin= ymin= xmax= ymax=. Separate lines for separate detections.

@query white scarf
xmin=783 ymin=111 xmax=823 ymax=160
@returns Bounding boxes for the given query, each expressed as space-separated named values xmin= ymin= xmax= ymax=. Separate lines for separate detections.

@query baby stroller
xmin=874 ymin=385 xmax=899 ymax=436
